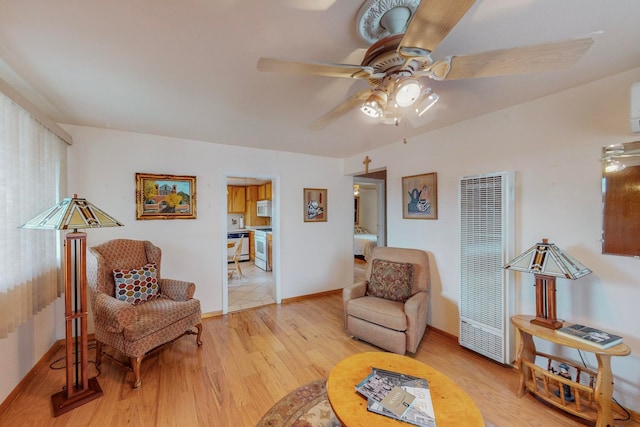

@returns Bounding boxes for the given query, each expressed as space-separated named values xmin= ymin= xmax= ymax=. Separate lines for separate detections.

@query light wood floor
xmin=0 ymin=292 xmax=637 ymax=426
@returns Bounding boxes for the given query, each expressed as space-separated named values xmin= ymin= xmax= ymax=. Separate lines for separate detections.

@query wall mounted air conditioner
xmin=631 ymin=82 xmax=640 ymax=133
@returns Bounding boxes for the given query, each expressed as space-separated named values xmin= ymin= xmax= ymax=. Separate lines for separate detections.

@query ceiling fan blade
xmin=309 ymin=90 xmax=372 ymax=130
xmin=399 ymin=0 xmax=476 ymax=57
xmin=440 ymin=37 xmax=594 ymax=80
xmin=257 ymin=57 xmax=375 ymax=79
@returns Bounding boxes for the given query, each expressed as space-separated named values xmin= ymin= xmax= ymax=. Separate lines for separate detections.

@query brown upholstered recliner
xmin=343 ymin=246 xmax=430 ymax=354
xmin=87 ymin=239 xmax=203 ymax=388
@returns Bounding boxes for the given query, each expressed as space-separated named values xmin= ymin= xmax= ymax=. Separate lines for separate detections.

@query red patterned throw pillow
xmin=366 ymin=259 xmax=414 ymax=302
xmin=113 ymin=263 xmax=160 ymax=305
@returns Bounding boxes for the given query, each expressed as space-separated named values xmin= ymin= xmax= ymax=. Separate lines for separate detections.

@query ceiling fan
xmin=257 ymin=0 xmax=593 ymax=130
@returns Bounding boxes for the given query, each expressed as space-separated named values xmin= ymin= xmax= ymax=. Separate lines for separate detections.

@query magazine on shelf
xmin=356 ymin=367 xmax=437 ymax=427
xmin=557 ymin=323 xmax=623 ymax=349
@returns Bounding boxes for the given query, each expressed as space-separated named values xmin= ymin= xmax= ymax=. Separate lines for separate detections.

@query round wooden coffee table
xmin=327 ymin=352 xmax=484 ymax=427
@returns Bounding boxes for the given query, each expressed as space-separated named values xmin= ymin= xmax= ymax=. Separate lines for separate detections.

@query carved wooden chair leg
xmin=95 ymin=341 xmax=103 ymax=366
xmin=195 ymin=323 xmax=203 ymax=346
xmin=131 ymin=356 xmax=143 ymax=389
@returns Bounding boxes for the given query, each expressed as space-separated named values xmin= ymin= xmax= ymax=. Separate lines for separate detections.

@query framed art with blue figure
xmin=402 ymin=172 xmax=437 ymax=220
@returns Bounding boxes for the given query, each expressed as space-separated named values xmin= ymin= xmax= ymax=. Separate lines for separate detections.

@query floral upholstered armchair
xmin=87 ymin=239 xmax=203 ymax=388
xmin=343 ymin=246 xmax=430 ymax=354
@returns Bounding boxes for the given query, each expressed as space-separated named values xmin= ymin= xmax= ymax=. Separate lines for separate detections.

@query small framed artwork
xmin=402 ymin=172 xmax=437 ymax=220
xmin=304 ymin=188 xmax=327 ymax=222
xmin=354 ymin=196 xmax=360 ymax=225
xmin=135 ymin=173 xmax=197 ymax=220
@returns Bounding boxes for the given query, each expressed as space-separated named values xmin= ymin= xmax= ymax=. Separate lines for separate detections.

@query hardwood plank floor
xmin=0 ymin=292 xmax=637 ymax=426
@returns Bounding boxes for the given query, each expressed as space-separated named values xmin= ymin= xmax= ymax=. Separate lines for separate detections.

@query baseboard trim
xmin=427 ymin=325 xmax=458 ymax=341
xmin=201 ymin=310 xmax=223 ymax=319
xmin=282 ymin=289 xmax=342 ymax=304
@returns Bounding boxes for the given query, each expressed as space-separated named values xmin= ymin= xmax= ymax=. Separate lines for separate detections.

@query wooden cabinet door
xmin=245 ymin=185 xmax=257 ymax=225
xmin=236 ymin=186 xmax=246 ymax=212
xmin=265 ymin=182 xmax=272 ymax=200
xmin=228 ymin=186 xmax=246 ymax=213
xmin=258 ymin=184 xmax=266 ymax=200
xmin=249 ymin=231 xmax=255 ymax=260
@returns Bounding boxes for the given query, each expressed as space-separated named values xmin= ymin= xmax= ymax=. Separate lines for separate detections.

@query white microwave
xmin=257 ymin=200 xmax=272 ymax=217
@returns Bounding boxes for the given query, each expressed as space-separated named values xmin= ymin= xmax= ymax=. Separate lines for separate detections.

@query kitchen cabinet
xmin=258 ymin=182 xmax=272 ymax=201
xmin=249 ymin=230 xmax=255 ymax=261
xmin=244 ymin=185 xmax=269 ymax=226
xmin=227 ymin=186 xmax=246 ymax=213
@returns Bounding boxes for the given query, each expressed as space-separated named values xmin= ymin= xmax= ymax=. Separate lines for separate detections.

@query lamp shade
xmin=503 ymin=238 xmax=591 ymax=280
xmin=20 ymin=195 xmax=123 ymax=230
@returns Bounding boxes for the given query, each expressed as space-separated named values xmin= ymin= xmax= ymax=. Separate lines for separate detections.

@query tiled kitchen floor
xmin=228 ymin=260 xmax=275 ymax=312
xmin=228 ymin=257 xmax=367 ymax=313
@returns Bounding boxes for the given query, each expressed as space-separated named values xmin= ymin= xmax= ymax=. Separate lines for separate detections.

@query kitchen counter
xmin=227 ymin=227 xmax=271 ymax=233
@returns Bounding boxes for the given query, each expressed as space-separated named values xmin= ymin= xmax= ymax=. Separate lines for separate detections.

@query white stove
xmin=254 ymin=228 xmax=271 ymax=271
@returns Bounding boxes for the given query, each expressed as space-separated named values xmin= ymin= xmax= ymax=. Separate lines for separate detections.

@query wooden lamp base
xmin=531 ymin=274 xmax=563 ymax=330
xmin=530 ymin=316 xmax=563 ymax=329
xmin=52 ymin=231 xmax=104 ymax=416
xmin=51 ymin=377 xmax=103 ymax=417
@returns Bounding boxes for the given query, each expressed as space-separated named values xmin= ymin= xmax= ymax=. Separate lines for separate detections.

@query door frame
xmin=222 ymin=174 xmax=280 ymax=314
xmin=353 ymin=176 xmax=386 ymax=247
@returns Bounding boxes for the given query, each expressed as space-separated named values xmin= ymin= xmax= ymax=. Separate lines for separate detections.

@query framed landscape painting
xmin=304 ymin=188 xmax=327 ymax=222
xmin=402 ymin=172 xmax=437 ymax=220
xmin=136 ymin=173 xmax=197 ymax=220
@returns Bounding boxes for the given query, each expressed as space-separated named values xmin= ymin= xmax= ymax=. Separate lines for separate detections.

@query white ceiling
xmin=1 ymin=1 xmax=640 ymax=159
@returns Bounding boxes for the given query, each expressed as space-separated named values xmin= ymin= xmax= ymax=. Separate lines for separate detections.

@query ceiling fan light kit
xmin=361 ymin=90 xmax=388 ymax=118
xmin=257 ymin=0 xmax=594 ymax=130
xmin=416 ymin=90 xmax=439 ymax=117
xmin=394 ymin=78 xmax=422 ymax=107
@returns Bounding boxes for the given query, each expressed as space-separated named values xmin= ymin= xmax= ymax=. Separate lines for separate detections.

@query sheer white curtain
xmin=0 ymin=92 xmax=67 ymax=338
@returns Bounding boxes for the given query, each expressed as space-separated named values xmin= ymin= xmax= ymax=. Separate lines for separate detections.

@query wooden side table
xmin=327 ymin=352 xmax=484 ymax=427
xmin=511 ymin=315 xmax=631 ymax=427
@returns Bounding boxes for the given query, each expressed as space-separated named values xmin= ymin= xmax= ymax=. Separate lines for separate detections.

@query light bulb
xmin=361 ymin=90 xmax=388 ymax=118
xmin=394 ymin=79 xmax=421 ymax=107
xmin=605 ymin=159 xmax=625 ymax=173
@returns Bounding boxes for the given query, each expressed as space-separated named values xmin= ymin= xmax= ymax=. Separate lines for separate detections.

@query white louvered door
xmin=459 ymin=172 xmax=515 ymax=364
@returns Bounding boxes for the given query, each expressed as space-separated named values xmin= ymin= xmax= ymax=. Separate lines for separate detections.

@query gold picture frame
xmin=304 ymin=188 xmax=327 ymax=222
xmin=402 ymin=172 xmax=437 ymax=220
xmin=135 ymin=173 xmax=197 ymax=220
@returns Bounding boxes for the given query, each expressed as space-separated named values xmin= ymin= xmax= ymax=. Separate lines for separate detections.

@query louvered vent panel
xmin=460 ymin=319 xmax=504 ymax=360
xmin=459 ymin=172 xmax=514 ymax=364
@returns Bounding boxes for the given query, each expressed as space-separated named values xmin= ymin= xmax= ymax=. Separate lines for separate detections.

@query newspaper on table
xmin=356 ymin=367 xmax=436 ymax=427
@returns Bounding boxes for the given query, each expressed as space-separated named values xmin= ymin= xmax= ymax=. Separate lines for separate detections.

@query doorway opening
xmin=224 ymin=175 xmax=278 ymax=313
xmin=353 ymin=170 xmax=386 ymax=280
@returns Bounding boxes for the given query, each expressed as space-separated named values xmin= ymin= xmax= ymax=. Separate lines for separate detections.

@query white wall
xmin=0 ymin=303 xmax=59 ymax=404
xmin=357 ymin=187 xmax=377 ymax=233
xmin=345 ymin=67 xmax=640 ymax=412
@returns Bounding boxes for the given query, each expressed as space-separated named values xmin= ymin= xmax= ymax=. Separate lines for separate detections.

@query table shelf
xmin=511 ymin=315 xmax=630 ymax=427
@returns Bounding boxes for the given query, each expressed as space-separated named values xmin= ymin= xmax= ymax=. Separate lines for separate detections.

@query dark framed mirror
xmin=602 ymin=140 xmax=640 ymax=256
